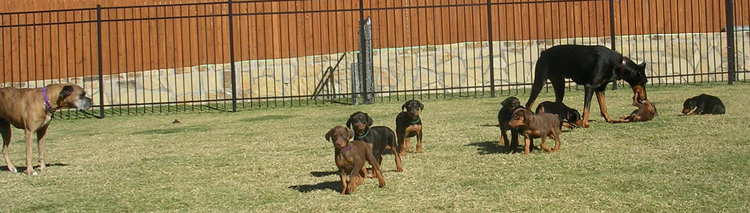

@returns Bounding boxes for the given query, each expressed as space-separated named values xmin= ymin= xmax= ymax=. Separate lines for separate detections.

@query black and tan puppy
xmin=611 ymin=100 xmax=657 ymax=123
xmin=346 ymin=112 xmax=403 ymax=172
xmin=1 ymin=83 xmax=92 ymax=175
xmin=325 ymin=126 xmax=385 ymax=194
xmin=508 ymin=108 xmax=562 ymax=155
xmin=497 ymin=96 xmax=522 ymax=152
xmin=535 ymin=101 xmax=583 ymax=128
xmin=396 ymin=99 xmax=424 ymax=155
xmin=682 ymin=94 xmax=725 ymax=115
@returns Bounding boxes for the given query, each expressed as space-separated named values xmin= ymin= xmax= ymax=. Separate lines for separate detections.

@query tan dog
xmin=0 ymin=83 xmax=92 ymax=175
xmin=507 ymin=108 xmax=562 ymax=155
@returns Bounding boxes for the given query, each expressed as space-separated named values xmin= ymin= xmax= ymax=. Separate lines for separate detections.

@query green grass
xmin=1 ymin=83 xmax=749 ymax=212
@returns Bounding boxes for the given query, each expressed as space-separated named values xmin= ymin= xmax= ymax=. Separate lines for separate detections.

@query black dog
xmin=396 ymin=99 xmax=424 ymax=155
xmin=682 ymin=94 xmax=725 ymax=115
xmin=535 ymin=101 xmax=582 ymax=128
xmin=346 ymin=111 xmax=404 ymax=172
xmin=497 ymin=97 xmax=522 ymax=151
xmin=525 ymin=44 xmax=649 ymax=128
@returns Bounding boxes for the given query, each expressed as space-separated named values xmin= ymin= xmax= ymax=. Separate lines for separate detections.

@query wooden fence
xmin=1 ymin=0 xmax=748 ymax=82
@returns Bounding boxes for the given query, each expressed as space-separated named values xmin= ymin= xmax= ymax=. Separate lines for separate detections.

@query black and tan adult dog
xmin=325 ymin=126 xmax=385 ymax=194
xmin=0 ymin=84 xmax=92 ymax=175
xmin=396 ymin=100 xmax=424 ymax=155
xmin=346 ymin=111 xmax=403 ymax=172
xmin=682 ymin=94 xmax=725 ymax=115
xmin=497 ymin=97 xmax=522 ymax=151
xmin=525 ymin=45 xmax=649 ymax=128
xmin=535 ymin=101 xmax=583 ymax=128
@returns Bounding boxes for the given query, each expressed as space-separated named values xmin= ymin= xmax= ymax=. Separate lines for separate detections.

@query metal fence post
xmin=96 ymin=5 xmax=105 ymax=119
xmin=726 ymin=0 xmax=736 ymax=84
xmin=487 ymin=0 xmax=496 ymax=97
xmin=608 ymin=0 xmax=618 ymax=90
xmin=228 ymin=0 xmax=238 ymax=111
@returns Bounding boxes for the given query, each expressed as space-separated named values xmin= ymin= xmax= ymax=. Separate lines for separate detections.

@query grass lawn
xmin=1 ymin=83 xmax=749 ymax=212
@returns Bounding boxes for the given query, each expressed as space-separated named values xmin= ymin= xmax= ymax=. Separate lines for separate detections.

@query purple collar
xmin=42 ymin=87 xmax=53 ymax=112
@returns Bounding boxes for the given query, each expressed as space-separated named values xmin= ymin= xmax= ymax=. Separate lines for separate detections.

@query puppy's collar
xmin=341 ymin=144 xmax=353 ymax=152
xmin=42 ymin=87 xmax=53 ymax=112
xmin=354 ymin=128 xmax=370 ymax=140
xmin=409 ymin=117 xmax=422 ymax=125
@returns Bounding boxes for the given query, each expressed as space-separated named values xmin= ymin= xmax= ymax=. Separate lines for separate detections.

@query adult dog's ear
xmin=57 ymin=85 xmax=75 ymax=105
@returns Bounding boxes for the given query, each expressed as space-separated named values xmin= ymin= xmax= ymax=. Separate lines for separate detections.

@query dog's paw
xmin=7 ymin=167 xmax=18 ymax=173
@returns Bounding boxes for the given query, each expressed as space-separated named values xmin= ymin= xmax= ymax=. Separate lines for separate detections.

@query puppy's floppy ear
xmin=58 ymin=85 xmax=75 ymax=101
xmin=418 ymin=101 xmax=424 ymax=110
xmin=325 ymin=128 xmax=335 ymax=142
xmin=365 ymin=113 xmax=373 ymax=127
xmin=346 ymin=118 xmax=353 ymax=129
xmin=347 ymin=128 xmax=354 ymax=140
xmin=402 ymin=102 xmax=408 ymax=111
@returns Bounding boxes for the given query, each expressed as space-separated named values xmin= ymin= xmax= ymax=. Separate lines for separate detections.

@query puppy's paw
xmin=7 ymin=167 xmax=18 ymax=173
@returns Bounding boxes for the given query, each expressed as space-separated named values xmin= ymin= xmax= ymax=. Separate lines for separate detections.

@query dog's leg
xmin=1 ymin=121 xmax=16 ymax=173
xmin=365 ymin=150 xmax=386 ymax=188
xmin=510 ymin=129 xmax=520 ymax=153
xmin=397 ymin=132 xmax=407 ymax=156
xmin=499 ymin=129 xmax=507 ymax=146
xmin=550 ymin=75 xmax=566 ymax=103
xmin=24 ymin=130 xmax=36 ymax=175
xmin=595 ymin=90 xmax=614 ymax=122
xmin=36 ymin=125 xmax=49 ymax=173
xmin=582 ymin=87 xmax=595 ymax=128
xmin=552 ymin=133 xmax=561 ymax=152
xmin=523 ymin=136 xmax=531 ymax=155
xmin=349 ymin=160 xmax=366 ymax=193
xmin=339 ymin=171 xmax=349 ymax=194
xmin=415 ymin=129 xmax=424 ymax=153
xmin=539 ymin=135 xmax=552 ymax=152
xmin=391 ymin=138 xmax=404 ymax=172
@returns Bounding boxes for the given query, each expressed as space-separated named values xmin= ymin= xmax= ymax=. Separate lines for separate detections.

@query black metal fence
xmin=0 ymin=0 xmax=747 ymax=118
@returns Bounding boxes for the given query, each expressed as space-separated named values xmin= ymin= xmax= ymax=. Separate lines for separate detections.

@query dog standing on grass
xmin=508 ymin=108 xmax=562 ymax=155
xmin=0 ymin=84 xmax=92 ymax=175
xmin=325 ymin=126 xmax=385 ymax=194
xmin=396 ymin=100 xmax=424 ymax=155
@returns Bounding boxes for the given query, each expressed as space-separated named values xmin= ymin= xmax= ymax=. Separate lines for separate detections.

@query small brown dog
xmin=508 ymin=108 xmax=562 ymax=155
xmin=611 ymin=100 xmax=657 ymax=123
xmin=325 ymin=126 xmax=385 ymax=194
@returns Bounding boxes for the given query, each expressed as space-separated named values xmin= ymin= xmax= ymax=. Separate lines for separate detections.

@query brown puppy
xmin=611 ymin=100 xmax=657 ymax=123
xmin=396 ymin=99 xmax=424 ymax=155
xmin=325 ymin=126 xmax=385 ymax=194
xmin=0 ymin=84 xmax=92 ymax=175
xmin=508 ymin=108 xmax=562 ymax=155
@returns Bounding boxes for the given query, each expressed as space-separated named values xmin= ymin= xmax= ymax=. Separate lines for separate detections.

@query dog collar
xmin=409 ymin=117 xmax=422 ymax=125
xmin=354 ymin=128 xmax=370 ymax=139
xmin=341 ymin=145 xmax=353 ymax=152
xmin=42 ymin=87 xmax=53 ymax=112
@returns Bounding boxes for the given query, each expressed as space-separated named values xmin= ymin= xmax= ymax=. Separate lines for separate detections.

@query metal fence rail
xmin=0 ymin=0 xmax=747 ymax=118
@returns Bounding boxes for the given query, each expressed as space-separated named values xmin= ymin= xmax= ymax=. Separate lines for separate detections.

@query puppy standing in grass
xmin=497 ymin=97 xmax=522 ymax=152
xmin=325 ymin=126 xmax=385 ymax=194
xmin=0 ymin=84 xmax=93 ymax=175
xmin=508 ymin=108 xmax=562 ymax=155
xmin=396 ymin=100 xmax=424 ymax=155
xmin=347 ymin=111 xmax=403 ymax=172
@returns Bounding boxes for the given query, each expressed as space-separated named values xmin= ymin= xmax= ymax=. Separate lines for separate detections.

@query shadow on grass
xmin=239 ymin=115 xmax=295 ymax=122
xmin=133 ymin=125 xmax=209 ymax=135
xmin=310 ymin=171 xmax=338 ymax=177
xmin=464 ymin=141 xmax=512 ymax=155
xmin=0 ymin=163 xmax=69 ymax=172
xmin=288 ymin=181 xmax=339 ymax=193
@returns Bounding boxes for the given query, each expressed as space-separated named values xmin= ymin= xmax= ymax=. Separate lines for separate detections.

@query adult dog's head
xmin=325 ymin=126 xmax=353 ymax=149
xmin=401 ymin=99 xmax=424 ymax=120
xmin=619 ymin=57 xmax=648 ymax=105
xmin=346 ymin=111 xmax=373 ymax=136
xmin=49 ymin=84 xmax=93 ymax=111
